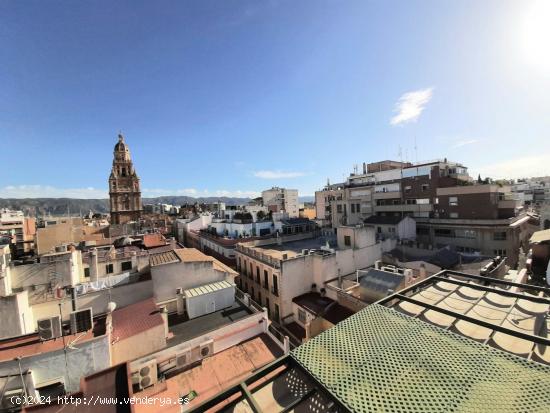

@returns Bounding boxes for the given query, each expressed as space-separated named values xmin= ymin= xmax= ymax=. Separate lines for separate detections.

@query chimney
xmin=90 ymin=248 xmax=99 ymax=282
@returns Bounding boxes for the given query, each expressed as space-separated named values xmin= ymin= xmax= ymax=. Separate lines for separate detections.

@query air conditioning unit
xmin=175 ymin=348 xmax=192 ymax=368
xmin=199 ymin=339 xmax=214 ymax=359
xmin=137 ymin=360 xmax=158 ymax=390
xmin=37 ymin=316 xmax=62 ymax=341
xmin=70 ymin=308 xmax=93 ymax=334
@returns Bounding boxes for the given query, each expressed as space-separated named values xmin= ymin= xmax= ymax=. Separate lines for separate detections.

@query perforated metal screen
xmin=291 ymin=304 xmax=550 ymax=413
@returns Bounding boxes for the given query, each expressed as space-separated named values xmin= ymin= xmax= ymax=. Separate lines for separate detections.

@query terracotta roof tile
xmin=111 ymin=298 xmax=164 ymax=341
xmin=142 ymin=233 xmax=167 ymax=249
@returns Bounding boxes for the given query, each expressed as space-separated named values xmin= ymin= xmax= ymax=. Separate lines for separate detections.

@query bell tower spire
xmin=109 ymin=132 xmax=142 ymax=225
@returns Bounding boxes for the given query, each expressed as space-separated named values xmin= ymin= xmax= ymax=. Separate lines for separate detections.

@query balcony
xmin=375 ymin=203 xmax=433 ymax=213
xmin=373 ymin=191 xmax=401 ymax=200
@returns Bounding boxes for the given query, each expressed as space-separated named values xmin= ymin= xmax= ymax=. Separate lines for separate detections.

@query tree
xmin=477 ymin=174 xmax=482 ymax=184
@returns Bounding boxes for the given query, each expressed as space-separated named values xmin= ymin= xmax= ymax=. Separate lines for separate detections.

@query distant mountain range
xmin=0 ymin=196 xmax=315 ymax=217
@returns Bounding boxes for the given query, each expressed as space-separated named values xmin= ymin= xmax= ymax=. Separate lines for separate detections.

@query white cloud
xmin=253 ymin=170 xmax=306 ymax=179
xmin=452 ymin=139 xmax=478 ymax=148
xmin=0 ymin=185 xmax=260 ymax=199
xmin=473 ymin=155 xmax=550 ymax=179
xmin=390 ymin=87 xmax=434 ymax=126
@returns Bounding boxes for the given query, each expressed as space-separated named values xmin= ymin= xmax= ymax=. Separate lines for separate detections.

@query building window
xmin=105 ymin=263 xmax=113 ymax=274
xmin=416 ymin=226 xmax=430 ymax=235
xmin=449 ymin=212 xmax=459 ymax=218
xmin=121 ymin=261 xmax=132 ymax=271
xmin=389 ymin=227 xmax=396 ymax=233
xmin=434 ymin=228 xmax=454 ymax=238
xmin=263 ymin=270 xmax=269 ymax=289
xmin=405 ymin=186 xmax=412 ymax=194
xmin=337 ymin=204 xmax=343 ymax=214
xmin=272 ymin=275 xmax=279 ymax=296
xmin=266 ymin=298 xmax=270 ymax=317
xmin=84 ymin=267 xmax=90 ymax=278
xmin=256 ymin=266 xmax=260 ymax=283
xmin=493 ymin=231 xmax=507 ymax=241
xmin=274 ymin=304 xmax=280 ymax=322
xmin=351 ymin=204 xmax=355 ymax=213
xmin=298 ymin=309 xmax=307 ymax=324
xmin=449 ymin=196 xmax=458 ymax=206
xmin=494 ymin=249 xmax=507 ymax=257
xmin=434 ymin=197 xmax=439 ymax=204
xmin=344 ymin=235 xmax=351 ymax=246
xmin=422 ymin=184 xmax=429 ymax=191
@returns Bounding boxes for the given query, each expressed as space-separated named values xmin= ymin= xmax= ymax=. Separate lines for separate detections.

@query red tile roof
xmin=142 ymin=233 xmax=167 ymax=249
xmin=111 ymin=298 xmax=164 ymax=341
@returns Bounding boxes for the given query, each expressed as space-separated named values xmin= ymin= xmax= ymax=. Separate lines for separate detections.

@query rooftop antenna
xmin=398 ymin=146 xmax=403 ymax=163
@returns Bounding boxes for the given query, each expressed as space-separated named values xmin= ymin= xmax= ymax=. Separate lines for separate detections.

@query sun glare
xmin=521 ymin=0 xmax=550 ymax=73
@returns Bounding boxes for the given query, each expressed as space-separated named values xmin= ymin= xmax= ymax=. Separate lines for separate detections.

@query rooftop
xmin=379 ymin=270 xmax=550 ymax=363
xmin=141 ymin=233 xmax=167 ymax=248
xmin=291 ymin=303 xmax=550 ymax=413
xmin=190 ymin=270 xmax=550 ymax=413
xmin=0 ymin=317 xmax=106 ymax=362
xmin=133 ymin=334 xmax=283 ymax=413
xmin=167 ymin=300 xmax=253 ymax=345
xmin=150 ymin=247 xmax=237 ymax=275
xmin=292 ymin=292 xmax=354 ymax=324
xmin=241 ymin=235 xmax=336 ymax=261
xmin=111 ymin=298 xmax=164 ymax=342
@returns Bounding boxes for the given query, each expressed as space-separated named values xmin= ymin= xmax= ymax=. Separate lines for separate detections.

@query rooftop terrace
xmin=189 ymin=270 xmax=550 ymax=413
xmin=167 ymin=300 xmax=253 ymax=345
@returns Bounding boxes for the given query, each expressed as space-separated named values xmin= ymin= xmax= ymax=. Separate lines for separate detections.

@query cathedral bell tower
xmin=109 ymin=133 xmax=142 ymax=225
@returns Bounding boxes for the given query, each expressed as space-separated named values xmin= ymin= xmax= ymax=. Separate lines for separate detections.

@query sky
xmin=1 ymin=0 xmax=549 ymax=199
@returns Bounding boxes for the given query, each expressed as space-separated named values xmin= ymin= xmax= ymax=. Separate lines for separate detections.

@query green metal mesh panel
xmin=291 ymin=304 xmax=550 ymax=413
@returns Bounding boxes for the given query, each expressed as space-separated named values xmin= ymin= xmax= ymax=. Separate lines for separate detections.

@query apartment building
xmin=235 ymin=225 xmax=391 ymax=342
xmin=262 ymin=187 xmax=299 ymax=217
xmin=0 ymin=209 xmax=36 ymax=257
xmin=176 ymin=205 xmax=315 ymax=267
xmin=316 ymin=159 xmax=534 ymax=267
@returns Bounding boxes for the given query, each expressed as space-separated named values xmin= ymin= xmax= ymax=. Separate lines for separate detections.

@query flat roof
xmin=292 ymin=303 xmax=550 ymax=413
xmin=245 ymin=236 xmax=336 ymax=261
xmin=167 ymin=300 xmax=253 ymax=345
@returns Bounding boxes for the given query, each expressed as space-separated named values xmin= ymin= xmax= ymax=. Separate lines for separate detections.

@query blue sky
xmin=1 ymin=0 xmax=549 ymax=198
